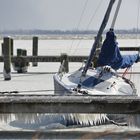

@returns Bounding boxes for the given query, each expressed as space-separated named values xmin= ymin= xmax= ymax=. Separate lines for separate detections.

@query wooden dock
xmin=0 ymin=126 xmax=140 ymax=139
xmin=0 ymin=95 xmax=139 ymax=114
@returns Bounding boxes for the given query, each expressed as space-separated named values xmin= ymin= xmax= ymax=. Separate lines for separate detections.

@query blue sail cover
xmin=97 ymin=31 xmax=139 ymax=70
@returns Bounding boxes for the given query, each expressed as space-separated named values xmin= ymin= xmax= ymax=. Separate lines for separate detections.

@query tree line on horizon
xmin=1 ymin=28 xmax=140 ymax=35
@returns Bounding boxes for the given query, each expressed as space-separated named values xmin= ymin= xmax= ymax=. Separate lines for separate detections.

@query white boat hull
xmin=54 ymin=67 xmax=136 ymax=96
xmin=53 ymin=67 xmax=137 ymax=126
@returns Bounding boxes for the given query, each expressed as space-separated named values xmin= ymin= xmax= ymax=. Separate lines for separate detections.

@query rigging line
xmin=72 ymin=0 xmax=103 ymax=55
xmin=135 ymin=0 xmax=140 ymax=47
xmin=68 ymin=0 xmax=89 ymax=55
xmin=130 ymin=66 xmax=133 ymax=81
xmin=75 ymin=0 xmax=89 ymax=31
xmin=137 ymin=0 xmax=140 ymax=33
xmin=85 ymin=0 xmax=104 ymax=31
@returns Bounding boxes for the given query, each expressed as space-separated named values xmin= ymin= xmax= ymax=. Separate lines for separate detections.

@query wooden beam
xmin=0 ymin=56 xmax=87 ymax=62
xmin=119 ymin=47 xmax=140 ymax=51
xmin=0 ymin=128 xmax=139 ymax=139
xmin=0 ymin=47 xmax=139 ymax=63
xmin=0 ymin=95 xmax=139 ymax=114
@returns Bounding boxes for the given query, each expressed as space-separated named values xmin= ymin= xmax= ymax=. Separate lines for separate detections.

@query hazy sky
xmin=0 ymin=0 xmax=139 ymax=30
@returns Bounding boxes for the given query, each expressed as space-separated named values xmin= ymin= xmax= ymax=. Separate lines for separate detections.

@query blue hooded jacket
xmin=97 ymin=31 xmax=139 ymax=70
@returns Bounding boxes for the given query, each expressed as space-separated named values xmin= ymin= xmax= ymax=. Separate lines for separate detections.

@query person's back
xmin=97 ymin=30 xmax=139 ymax=70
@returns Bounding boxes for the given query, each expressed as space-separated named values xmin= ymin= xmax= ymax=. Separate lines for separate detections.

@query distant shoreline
xmin=0 ymin=34 xmax=140 ymax=40
xmin=0 ymin=29 xmax=140 ymax=40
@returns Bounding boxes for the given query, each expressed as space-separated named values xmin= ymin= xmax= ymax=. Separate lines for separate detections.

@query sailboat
xmin=53 ymin=0 xmax=139 ymax=125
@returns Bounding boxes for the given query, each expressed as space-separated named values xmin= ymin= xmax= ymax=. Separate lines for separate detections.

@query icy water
xmin=0 ymin=38 xmax=140 ymax=139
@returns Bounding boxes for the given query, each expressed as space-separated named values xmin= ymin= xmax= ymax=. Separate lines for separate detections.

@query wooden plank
xmin=0 ymin=128 xmax=139 ymax=139
xmin=0 ymin=95 xmax=139 ymax=114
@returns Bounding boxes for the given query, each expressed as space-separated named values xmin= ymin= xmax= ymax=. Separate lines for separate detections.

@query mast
xmin=82 ymin=0 xmax=116 ymax=76
xmin=111 ymin=0 xmax=122 ymax=29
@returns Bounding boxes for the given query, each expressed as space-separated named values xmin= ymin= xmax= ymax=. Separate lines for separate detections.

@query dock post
xmin=23 ymin=49 xmax=29 ymax=66
xmin=22 ymin=49 xmax=27 ymax=56
xmin=17 ymin=49 xmax=23 ymax=57
xmin=10 ymin=38 xmax=14 ymax=56
xmin=60 ymin=53 xmax=69 ymax=73
xmin=3 ymin=37 xmax=11 ymax=81
xmin=1 ymin=43 xmax=4 ymax=56
xmin=2 ymin=37 xmax=13 ymax=56
xmin=14 ymin=49 xmax=28 ymax=73
xmin=32 ymin=36 xmax=38 ymax=66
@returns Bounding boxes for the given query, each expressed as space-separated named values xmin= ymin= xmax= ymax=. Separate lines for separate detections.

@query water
xmin=0 ymin=38 xmax=140 ymax=139
xmin=1 ymin=38 xmax=140 ymax=56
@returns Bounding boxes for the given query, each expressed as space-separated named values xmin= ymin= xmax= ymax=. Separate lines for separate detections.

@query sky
xmin=0 ymin=0 xmax=139 ymax=31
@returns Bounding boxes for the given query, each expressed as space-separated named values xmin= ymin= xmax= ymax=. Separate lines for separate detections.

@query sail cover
xmin=97 ymin=30 xmax=139 ymax=70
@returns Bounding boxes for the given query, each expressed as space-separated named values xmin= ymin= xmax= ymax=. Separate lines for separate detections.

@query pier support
xmin=22 ymin=49 xmax=27 ymax=56
xmin=12 ymin=49 xmax=29 ymax=73
xmin=3 ymin=37 xmax=11 ymax=81
xmin=1 ymin=43 xmax=4 ymax=56
xmin=60 ymin=53 xmax=69 ymax=73
xmin=17 ymin=49 xmax=23 ymax=57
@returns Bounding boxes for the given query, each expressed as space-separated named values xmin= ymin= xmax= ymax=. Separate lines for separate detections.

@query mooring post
xmin=22 ymin=49 xmax=29 ymax=65
xmin=3 ymin=37 xmax=11 ymax=80
xmin=15 ymin=49 xmax=28 ymax=73
xmin=22 ymin=49 xmax=27 ymax=56
xmin=10 ymin=38 xmax=14 ymax=56
xmin=22 ymin=49 xmax=29 ymax=73
xmin=1 ymin=42 xmax=4 ymax=56
xmin=2 ymin=37 xmax=13 ymax=56
xmin=17 ymin=48 xmax=23 ymax=57
xmin=32 ymin=36 xmax=38 ymax=66
xmin=60 ymin=53 xmax=69 ymax=73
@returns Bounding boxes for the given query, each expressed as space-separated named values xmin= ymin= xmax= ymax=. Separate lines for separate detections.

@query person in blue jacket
xmin=97 ymin=29 xmax=139 ymax=70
